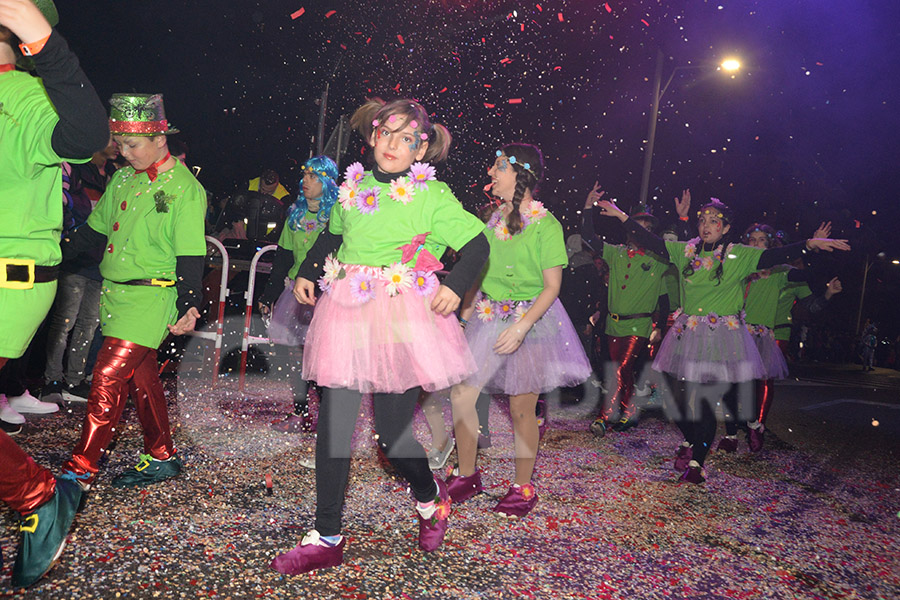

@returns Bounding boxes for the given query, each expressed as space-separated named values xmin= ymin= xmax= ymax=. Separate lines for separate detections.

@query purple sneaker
xmin=270 ymin=530 xmax=345 ymax=575
xmin=673 ymin=444 xmax=692 ymax=471
xmin=748 ymin=425 xmax=765 ymax=452
xmin=679 ymin=465 xmax=705 ymax=484
xmin=445 ymin=467 xmax=484 ymax=504
xmin=492 ymin=483 xmax=538 ymax=518
xmin=418 ymin=478 xmax=451 ymax=552
xmin=716 ymin=436 xmax=738 ymax=453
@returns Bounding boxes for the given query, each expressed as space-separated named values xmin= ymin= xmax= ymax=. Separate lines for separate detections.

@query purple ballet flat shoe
xmin=679 ymin=465 xmax=705 ymax=484
xmin=445 ymin=467 xmax=484 ymax=504
xmin=717 ymin=436 xmax=738 ymax=453
xmin=492 ymin=483 xmax=538 ymax=518
xmin=270 ymin=530 xmax=345 ymax=575
xmin=418 ymin=478 xmax=451 ymax=552
xmin=748 ymin=424 xmax=765 ymax=452
xmin=673 ymin=444 xmax=692 ymax=471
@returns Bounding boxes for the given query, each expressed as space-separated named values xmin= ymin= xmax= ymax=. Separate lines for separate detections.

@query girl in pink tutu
xmin=258 ymin=156 xmax=339 ymax=433
xmin=447 ymin=144 xmax=592 ymax=518
xmin=269 ymin=98 xmax=489 ymax=575
xmin=596 ymin=198 xmax=849 ymax=483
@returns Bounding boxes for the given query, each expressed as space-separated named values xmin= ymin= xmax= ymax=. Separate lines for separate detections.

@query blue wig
xmin=287 ymin=155 xmax=339 ymax=231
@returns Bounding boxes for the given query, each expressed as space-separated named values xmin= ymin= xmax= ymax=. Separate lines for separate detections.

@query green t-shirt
xmin=330 ymin=175 xmax=483 ymax=268
xmin=278 ymin=209 xmax=327 ymax=278
xmin=479 ymin=202 xmax=568 ymax=301
xmin=664 ymin=240 xmax=764 ymax=317
xmin=88 ymin=160 xmax=208 ymax=347
xmin=663 ymin=264 xmax=681 ymax=310
xmin=774 ymin=280 xmax=812 ymax=341
xmin=603 ymin=244 xmax=668 ymax=337
xmin=743 ymin=268 xmax=790 ymax=328
xmin=0 ymin=70 xmax=87 ymax=266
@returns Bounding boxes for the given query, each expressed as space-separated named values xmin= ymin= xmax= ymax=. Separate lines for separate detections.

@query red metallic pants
xmin=0 ymin=430 xmax=56 ymax=514
xmin=604 ymin=336 xmax=647 ymax=420
xmin=64 ymin=338 xmax=175 ymax=481
xmin=756 ymin=339 xmax=790 ymax=424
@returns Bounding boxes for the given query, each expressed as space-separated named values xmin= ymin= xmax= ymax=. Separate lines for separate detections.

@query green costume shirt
xmin=330 ymin=175 xmax=483 ymax=268
xmin=0 ymin=70 xmax=86 ymax=358
xmin=478 ymin=203 xmax=568 ymax=301
xmin=664 ymin=240 xmax=764 ymax=317
xmin=774 ymin=280 xmax=811 ymax=341
xmin=603 ymin=244 xmax=668 ymax=338
xmin=743 ymin=268 xmax=790 ymax=328
xmin=88 ymin=160 xmax=207 ymax=348
xmin=278 ymin=209 xmax=326 ymax=278
xmin=663 ymin=264 xmax=681 ymax=311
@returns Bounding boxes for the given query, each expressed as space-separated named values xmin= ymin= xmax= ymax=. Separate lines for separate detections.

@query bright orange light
xmin=721 ymin=59 xmax=741 ymax=72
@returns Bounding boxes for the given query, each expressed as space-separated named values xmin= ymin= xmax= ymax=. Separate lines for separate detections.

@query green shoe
xmin=111 ymin=453 xmax=183 ymax=488
xmin=12 ymin=477 xmax=82 ymax=588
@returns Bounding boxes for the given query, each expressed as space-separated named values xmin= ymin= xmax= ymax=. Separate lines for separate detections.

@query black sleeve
xmin=296 ymin=229 xmax=342 ymax=282
xmin=260 ymin=246 xmax=294 ymax=305
xmin=757 ymin=242 xmax=809 ymax=270
xmin=61 ymin=223 xmax=106 ymax=265
xmin=805 ymin=293 xmax=829 ymax=315
xmin=175 ymin=255 xmax=205 ymax=319
xmin=581 ymin=208 xmax=600 ymax=249
xmin=441 ymin=232 xmax=490 ymax=299
xmin=656 ymin=293 xmax=670 ymax=327
xmin=621 ymin=217 xmax=668 ymax=259
xmin=787 ymin=268 xmax=809 ymax=283
xmin=32 ymin=31 xmax=109 ymax=159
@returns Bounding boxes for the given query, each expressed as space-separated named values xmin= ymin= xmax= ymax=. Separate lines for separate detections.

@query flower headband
xmin=301 ymin=164 xmax=335 ymax=183
xmin=496 ymin=150 xmax=536 ymax=176
xmin=372 ymin=115 xmax=430 ymax=141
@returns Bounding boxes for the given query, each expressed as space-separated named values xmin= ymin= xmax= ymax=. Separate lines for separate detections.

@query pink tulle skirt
xmin=267 ymin=282 xmax=314 ymax=346
xmin=748 ymin=324 xmax=789 ymax=380
xmin=462 ymin=297 xmax=592 ymax=395
xmin=653 ymin=312 xmax=766 ymax=383
xmin=302 ymin=265 xmax=477 ymax=394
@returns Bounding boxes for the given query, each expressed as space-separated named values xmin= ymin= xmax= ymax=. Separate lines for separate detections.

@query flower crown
xmin=372 ymin=115 xmax=430 ymax=141
xmin=497 ymin=150 xmax=536 ymax=176
xmin=301 ymin=164 xmax=335 ymax=183
xmin=697 ymin=208 xmax=725 ymax=219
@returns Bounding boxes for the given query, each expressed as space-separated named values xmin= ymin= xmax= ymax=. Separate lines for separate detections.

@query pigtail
xmin=423 ymin=123 xmax=452 ymax=163
xmin=349 ymin=97 xmax=386 ymax=142
xmin=714 ymin=247 xmax=726 ymax=285
xmin=506 ymin=172 xmax=531 ymax=236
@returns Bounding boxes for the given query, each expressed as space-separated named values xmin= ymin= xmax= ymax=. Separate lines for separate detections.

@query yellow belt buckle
xmin=151 ymin=278 xmax=175 ymax=287
xmin=0 ymin=258 xmax=35 ymax=290
xmin=610 ymin=312 xmax=620 ymax=322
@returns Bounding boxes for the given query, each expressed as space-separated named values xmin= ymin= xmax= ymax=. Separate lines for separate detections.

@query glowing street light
xmin=638 ymin=51 xmax=743 ymax=206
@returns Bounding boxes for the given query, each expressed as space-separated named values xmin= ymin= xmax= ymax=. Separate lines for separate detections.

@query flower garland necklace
xmin=486 ymin=199 xmax=548 ymax=241
xmin=683 ymin=237 xmax=733 ymax=272
xmin=337 ymin=161 xmax=436 ymax=214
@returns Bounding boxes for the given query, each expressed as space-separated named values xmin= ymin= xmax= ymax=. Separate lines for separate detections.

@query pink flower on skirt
xmin=349 ymin=272 xmax=376 ymax=303
xmin=498 ymin=301 xmax=515 ymax=320
xmin=686 ymin=315 xmax=700 ymax=330
xmin=706 ymin=312 xmax=720 ymax=330
xmin=411 ymin=271 xmax=438 ymax=296
xmin=725 ymin=315 xmax=740 ymax=330
xmin=475 ymin=298 xmax=495 ymax=322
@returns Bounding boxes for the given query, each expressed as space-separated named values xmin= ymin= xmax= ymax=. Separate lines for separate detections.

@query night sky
xmin=56 ymin=0 xmax=900 ymax=336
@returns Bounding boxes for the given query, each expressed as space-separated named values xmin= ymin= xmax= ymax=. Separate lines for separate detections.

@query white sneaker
xmin=427 ymin=438 xmax=455 ymax=470
xmin=7 ymin=390 xmax=60 ymax=414
xmin=0 ymin=394 xmax=26 ymax=425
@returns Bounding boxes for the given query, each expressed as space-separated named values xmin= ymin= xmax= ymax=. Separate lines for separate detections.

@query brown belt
xmin=1 ymin=260 xmax=59 ymax=289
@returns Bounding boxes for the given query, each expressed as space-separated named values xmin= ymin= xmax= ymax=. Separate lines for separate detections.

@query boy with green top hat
xmin=61 ymin=92 xmax=207 ymax=490
xmin=1 ymin=0 xmax=108 ymax=587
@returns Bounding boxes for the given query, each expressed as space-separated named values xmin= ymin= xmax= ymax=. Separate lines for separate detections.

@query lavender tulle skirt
xmin=267 ymin=281 xmax=314 ymax=346
xmin=653 ymin=311 xmax=766 ymax=383
xmin=462 ymin=297 xmax=592 ymax=395
xmin=748 ymin=324 xmax=789 ymax=380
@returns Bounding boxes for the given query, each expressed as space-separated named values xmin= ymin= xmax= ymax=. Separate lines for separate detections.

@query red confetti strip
xmin=325 ymin=10 xmax=336 ymax=18
xmin=641 ymin=19 xmax=650 ymax=26
xmin=521 ymin=23 xmax=525 ymax=31
xmin=439 ymin=87 xmax=447 ymax=93
xmin=605 ymin=2 xmax=612 ymax=13
xmin=553 ymin=66 xmax=562 ymax=70
xmin=508 ymin=98 xmax=523 ymax=104
xmin=484 ymin=103 xmax=495 ymax=108
xmin=536 ymin=4 xmax=542 ymax=11
xmin=500 ymin=57 xmax=512 ymax=64
xmin=558 ymin=12 xmax=564 ymax=22
xmin=290 ymin=7 xmax=305 ymax=19
xmin=397 ymin=34 xmax=405 ymax=44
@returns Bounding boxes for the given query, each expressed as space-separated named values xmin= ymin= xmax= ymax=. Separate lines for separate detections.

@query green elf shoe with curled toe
xmin=12 ymin=476 xmax=82 ymax=588
xmin=111 ymin=453 xmax=183 ymax=488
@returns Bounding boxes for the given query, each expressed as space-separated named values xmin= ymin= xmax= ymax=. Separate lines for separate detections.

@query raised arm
xmin=596 ymin=199 xmax=669 ymax=259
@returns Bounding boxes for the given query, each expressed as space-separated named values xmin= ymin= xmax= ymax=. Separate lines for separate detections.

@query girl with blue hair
xmin=259 ymin=155 xmax=339 ymax=433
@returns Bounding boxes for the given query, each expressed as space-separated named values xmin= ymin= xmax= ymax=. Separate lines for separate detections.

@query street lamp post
xmin=638 ymin=51 xmax=741 ymax=206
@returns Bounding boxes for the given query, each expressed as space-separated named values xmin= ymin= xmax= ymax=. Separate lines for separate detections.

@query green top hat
xmin=33 ymin=0 xmax=59 ymax=27
xmin=630 ymin=204 xmax=659 ymax=228
xmin=108 ymin=93 xmax=179 ymax=136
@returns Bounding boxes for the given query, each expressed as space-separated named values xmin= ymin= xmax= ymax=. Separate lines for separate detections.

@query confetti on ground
xmin=2 ymin=374 xmax=897 ymax=598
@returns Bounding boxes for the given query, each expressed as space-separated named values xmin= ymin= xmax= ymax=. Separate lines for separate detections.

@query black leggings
xmin=665 ymin=375 xmax=748 ymax=466
xmin=314 ymin=387 xmax=437 ymax=536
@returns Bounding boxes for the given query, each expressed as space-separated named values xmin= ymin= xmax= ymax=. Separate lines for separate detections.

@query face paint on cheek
xmin=497 ymin=160 xmax=508 ymax=172
xmin=407 ymin=138 xmax=420 ymax=153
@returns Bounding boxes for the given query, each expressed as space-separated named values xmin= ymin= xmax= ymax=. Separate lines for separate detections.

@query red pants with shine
xmin=756 ymin=339 xmax=790 ymax=424
xmin=604 ymin=336 xmax=647 ymax=420
xmin=64 ymin=338 xmax=175 ymax=482
xmin=0 ymin=430 xmax=56 ymax=514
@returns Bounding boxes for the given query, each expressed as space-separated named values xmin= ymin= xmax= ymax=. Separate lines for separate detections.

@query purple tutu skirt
xmin=302 ymin=264 xmax=477 ymax=394
xmin=267 ymin=281 xmax=314 ymax=346
xmin=462 ymin=297 xmax=592 ymax=395
xmin=653 ymin=311 xmax=766 ymax=383
xmin=748 ymin=324 xmax=789 ymax=380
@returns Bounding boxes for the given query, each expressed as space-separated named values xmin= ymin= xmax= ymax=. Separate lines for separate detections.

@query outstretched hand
xmin=813 ymin=221 xmax=832 ymax=239
xmin=596 ymin=199 xmax=628 ymax=221
xmin=806 ymin=238 xmax=851 ymax=253
xmin=168 ymin=307 xmax=201 ymax=336
xmin=674 ymin=189 xmax=691 ymax=219
xmin=584 ymin=181 xmax=605 ymax=209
